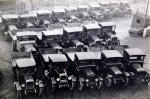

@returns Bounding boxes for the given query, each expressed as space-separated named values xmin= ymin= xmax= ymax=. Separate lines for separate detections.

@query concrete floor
xmin=0 ymin=1 xmax=150 ymax=99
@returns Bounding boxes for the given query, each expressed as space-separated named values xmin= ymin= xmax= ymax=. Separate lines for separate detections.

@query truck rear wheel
xmin=105 ymin=76 xmax=112 ymax=87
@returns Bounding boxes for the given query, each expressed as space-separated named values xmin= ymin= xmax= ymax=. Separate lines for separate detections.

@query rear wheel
xmin=105 ymin=76 xmax=112 ymax=87
xmin=78 ymin=79 xmax=83 ymax=91
xmin=145 ymin=74 xmax=150 ymax=84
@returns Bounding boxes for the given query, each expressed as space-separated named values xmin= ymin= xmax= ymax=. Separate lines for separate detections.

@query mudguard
xmin=124 ymin=72 xmax=130 ymax=77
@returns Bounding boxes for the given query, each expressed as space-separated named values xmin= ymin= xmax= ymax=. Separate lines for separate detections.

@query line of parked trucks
xmin=0 ymin=2 xmax=148 ymax=99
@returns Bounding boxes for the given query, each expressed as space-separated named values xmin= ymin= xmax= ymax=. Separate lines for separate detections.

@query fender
xmin=80 ymin=78 xmax=85 ymax=82
xmin=98 ymin=76 xmax=103 ymax=81
xmin=107 ymin=74 xmax=113 ymax=78
xmin=124 ymin=72 xmax=130 ymax=77
xmin=14 ymin=82 xmax=22 ymax=91
xmin=72 ymin=77 xmax=77 ymax=82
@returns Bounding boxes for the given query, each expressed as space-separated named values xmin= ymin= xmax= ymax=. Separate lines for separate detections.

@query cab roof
xmin=16 ymin=58 xmax=36 ymax=68
xmin=125 ymin=48 xmax=146 ymax=56
xmin=65 ymin=6 xmax=77 ymax=11
xmin=42 ymin=54 xmax=67 ymax=62
xmin=2 ymin=14 xmax=19 ymax=19
xmin=99 ymin=22 xmax=116 ymax=27
xmin=102 ymin=50 xmax=123 ymax=58
xmin=52 ymin=8 xmax=66 ymax=13
xmin=16 ymin=31 xmax=37 ymax=37
xmin=64 ymin=26 xmax=83 ymax=33
xmin=99 ymin=1 xmax=110 ymax=5
xmin=20 ymin=13 xmax=37 ymax=18
xmin=37 ymin=9 xmax=52 ymax=15
xmin=42 ymin=29 xmax=63 ymax=36
xmin=84 ymin=23 xmax=101 ymax=30
xmin=75 ymin=52 xmax=100 ymax=60
xmin=78 ymin=5 xmax=89 ymax=9
xmin=89 ymin=2 xmax=101 ymax=8
xmin=49 ymin=54 xmax=67 ymax=62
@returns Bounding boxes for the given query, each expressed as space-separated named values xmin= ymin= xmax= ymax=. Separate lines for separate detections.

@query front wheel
xmin=105 ymin=76 xmax=112 ymax=87
xmin=78 ymin=79 xmax=83 ymax=91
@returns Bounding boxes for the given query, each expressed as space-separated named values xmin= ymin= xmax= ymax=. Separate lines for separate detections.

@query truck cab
xmin=83 ymin=23 xmax=103 ymax=46
xmin=74 ymin=52 xmax=103 ymax=91
xmin=100 ymin=50 xmax=129 ymax=87
xmin=41 ymin=28 xmax=63 ymax=49
xmin=63 ymin=26 xmax=84 ymax=49
xmin=123 ymin=48 xmax=150 ymax=84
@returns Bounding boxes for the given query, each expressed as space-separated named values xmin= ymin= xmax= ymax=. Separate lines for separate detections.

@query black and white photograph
xmin=0 ymin=0 xmax=150 ymax=99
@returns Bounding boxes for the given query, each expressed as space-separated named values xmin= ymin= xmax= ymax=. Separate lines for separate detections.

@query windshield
xmin=46 ymin=35 xmax=60 ymax=41
xmin=55 ymin=12 xmax=66 ymax=18
xmin=80 ymin=60 xmax=96 ymax=66
xmin=18 ymin=36 xmax=36 ymax=41
xmin=129 ymin=56 xmax=144 ymax=61
xmin=38 ymin=14 xmax=49 ymax=20
xmin=106 ymin=58 xmax=122 ymax=65
xmin=103 ymin=26 xmax=115 ymax=32
xmin=26 ymin=82 xmax=34 ymax=89
xmin=60 ymin=75 xmax=67 ymax=80
xmin=54 ymin=62 xmax=66 ymax=69
xmin=87 ymin=29 xmax=100 ymax=36
xmin=67 ymin=32 xmax=80 ymax=38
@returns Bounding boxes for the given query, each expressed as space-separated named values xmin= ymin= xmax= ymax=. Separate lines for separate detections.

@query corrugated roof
xmin=125 ymin=48 xmax=145 ymax=56
xmin=102 ymin=50 xmax=123 ymax=58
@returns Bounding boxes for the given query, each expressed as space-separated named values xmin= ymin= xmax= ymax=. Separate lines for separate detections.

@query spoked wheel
xmin=78 ymin=79 xmax=83 ymax=91
xmin=52 ymin=84 xmax=56 ymax=93
xmin=105 ymin=76 xmax=112 ymax=87
xmin=70 ymin=81 xmax=75 ymax=91
xmin=97 ymin=80 xmax=103 ymax=90
xmin=123 ymin=77 xmax=129 ymax=86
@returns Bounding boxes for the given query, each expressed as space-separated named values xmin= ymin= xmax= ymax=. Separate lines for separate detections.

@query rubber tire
xmin=123 ymin=77 xmax=129 ymax=86
xmin=105 ymin=76 xmax=112 ymax=87
xmin=78 ymin=79 xmax=83 ymax=91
